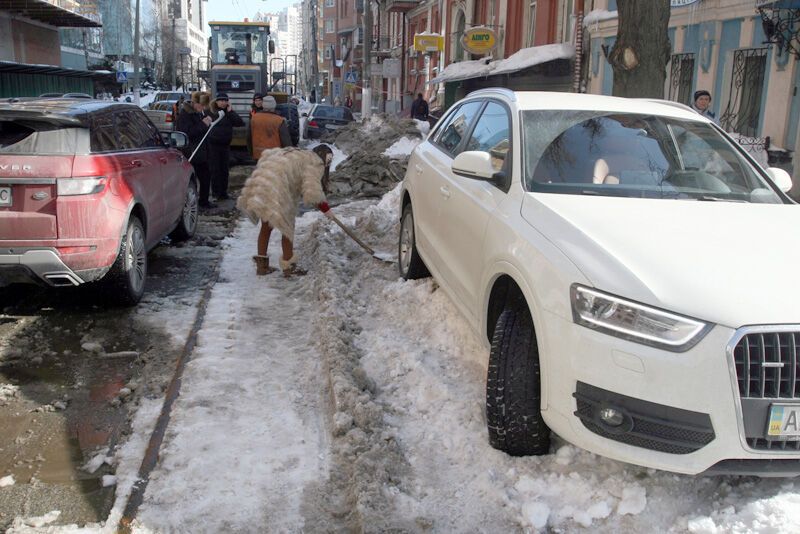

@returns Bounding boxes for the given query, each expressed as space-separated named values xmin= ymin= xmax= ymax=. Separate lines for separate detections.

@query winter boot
xmin=253 ymin=255 xmax=276 ymax=276
xmin=280 ymin=255 xmax=307 ymax=278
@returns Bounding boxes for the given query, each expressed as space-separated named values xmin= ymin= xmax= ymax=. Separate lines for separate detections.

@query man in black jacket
xmin=410 ymin=93 xmax=429 ymax=122
xmin=206 ymin=93 xmax=245 ymax=200
xmin=176 ymin=92 xmax=215 ymax=208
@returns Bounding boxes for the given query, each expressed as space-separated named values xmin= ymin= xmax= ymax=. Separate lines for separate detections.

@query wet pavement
xmin=0 ymin=167 xmax=252 ymax=530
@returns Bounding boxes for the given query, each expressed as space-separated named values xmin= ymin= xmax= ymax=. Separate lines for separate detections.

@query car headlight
xmin=57 ymin=177 xmax=106 ymax=196
xmin=570 ymin=284 xmax=711 ymax=352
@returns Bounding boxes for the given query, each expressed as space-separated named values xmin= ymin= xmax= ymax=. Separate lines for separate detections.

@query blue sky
xmin=205 ymin=0 xmax=297 ymax=25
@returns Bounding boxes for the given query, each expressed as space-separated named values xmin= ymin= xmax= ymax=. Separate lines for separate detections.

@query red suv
xmin=0 ymin=99 xmax=199 ymax=305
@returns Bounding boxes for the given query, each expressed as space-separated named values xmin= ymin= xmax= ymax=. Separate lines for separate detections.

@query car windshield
xmin=313 ymin=106 xmax=353 ymax=120
xmin=522 ymin=110 xmax=783 ymax=203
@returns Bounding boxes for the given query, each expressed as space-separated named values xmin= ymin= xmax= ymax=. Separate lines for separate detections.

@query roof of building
xmin=0 ymin=61 xmax=113 ymax=79
xmin=0 ymin=0 xmax=101 ymax=27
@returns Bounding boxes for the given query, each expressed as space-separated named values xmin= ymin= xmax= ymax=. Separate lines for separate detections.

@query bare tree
xmin=608 ymin=0 xmax=671 ymax=98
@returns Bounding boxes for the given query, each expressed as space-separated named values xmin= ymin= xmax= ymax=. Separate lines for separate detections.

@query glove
xmin=318 ymin=201 xmax=330 ymax=213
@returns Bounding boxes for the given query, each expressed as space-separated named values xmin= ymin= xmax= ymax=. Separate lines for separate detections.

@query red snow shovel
xmin=325 ymin=211 xmax=395 ymax=263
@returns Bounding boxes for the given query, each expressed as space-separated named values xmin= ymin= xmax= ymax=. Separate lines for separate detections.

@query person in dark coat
xmin=206 ymin=92 xmax=245 ymax=200
xmin=176 ymin=92 xmax=215 ymax=208
xmin=410 ymin=93 xmax=429 ymax=121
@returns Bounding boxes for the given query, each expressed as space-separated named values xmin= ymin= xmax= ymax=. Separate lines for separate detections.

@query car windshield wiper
xmin=690 ymin=195 xmax=747 ymax=203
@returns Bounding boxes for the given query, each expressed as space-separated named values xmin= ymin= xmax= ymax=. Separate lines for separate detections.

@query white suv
xmin=398 ymin=88 xmax=800 ymax=476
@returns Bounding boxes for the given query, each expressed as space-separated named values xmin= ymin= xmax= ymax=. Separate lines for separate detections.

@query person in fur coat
xmin=237 ymin=144 xmax=333 ymax=276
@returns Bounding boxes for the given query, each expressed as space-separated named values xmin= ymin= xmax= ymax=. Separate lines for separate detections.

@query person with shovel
xmin=237 ymin=144 xmax=333 ymax=276
xmin=176 ymin=91 xmax=215 ymax=209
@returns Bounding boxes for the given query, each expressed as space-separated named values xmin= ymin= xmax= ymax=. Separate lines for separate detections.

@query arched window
xmin=453 ymin=9 xmax=466 ymax=62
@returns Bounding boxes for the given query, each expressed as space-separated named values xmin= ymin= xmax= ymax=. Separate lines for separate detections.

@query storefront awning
xmin=429 ymin=43 xmax=574 ymax=85
xmin=0 ymin=0 xmax=101 ymax=27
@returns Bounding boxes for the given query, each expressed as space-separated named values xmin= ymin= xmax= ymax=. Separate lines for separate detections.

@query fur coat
xmin=236 ymin=148 xmax=327 ymax=241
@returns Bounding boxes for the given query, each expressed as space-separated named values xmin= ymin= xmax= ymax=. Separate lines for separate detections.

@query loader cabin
xmin=207 ymin=21 xmax=274 ymax=147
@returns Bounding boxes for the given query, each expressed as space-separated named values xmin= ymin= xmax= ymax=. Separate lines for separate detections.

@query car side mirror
xmin=452 ymin=151 xmax=497 ymax=181
xmin=301 ymin=112 xmax=308 ymax=117
xmin=766 ymin=167 xmax=792 ymax=193
xmin=169 ymin=131 xmax=188 ymax=149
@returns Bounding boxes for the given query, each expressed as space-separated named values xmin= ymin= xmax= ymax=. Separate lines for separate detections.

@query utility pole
xmin=310 ymin=0 xmax=319 ymax=101
xmin=133 ymin=0 xmax=141 ymax=105
xmin=171 ymin=18 xmax=177 ymax=90
xmin=362 ymin=0 xmax=372 ymax=118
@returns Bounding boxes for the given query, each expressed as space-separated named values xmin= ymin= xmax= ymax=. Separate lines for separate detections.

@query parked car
xmin=0 ymin=99 xmax=199 ymax=305
xmin=149 ymin=91 xmax=187 ymax=108
xmin=39 ymin=93 xmax=93 ymax=99
xmin=144 ymin=100 xmax=178 ymax=131
xmin=399 ymin=88 xmax=799 ymax=476
xmin=302 ymin=105 xmax=355 ymax=139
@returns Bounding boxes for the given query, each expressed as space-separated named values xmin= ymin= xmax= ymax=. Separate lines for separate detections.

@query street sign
xmin=179 ymin=47 xmax=192 ymax=55
xmin=344 ymin=71 xmax=358 ymax=84
xmin=116 ymin=71 xmax=127 ymax=83
xmin=332 ymin=80 xmax=343 ymax=99
xmin=461 ymin=27 xmax=497 ymax=55
xmin=414 ymin=34 xmax=444 ymax=53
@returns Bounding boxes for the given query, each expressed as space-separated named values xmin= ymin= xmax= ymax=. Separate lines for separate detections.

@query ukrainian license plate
xmin=0 ymin=187 xmax=11 ymax=207
xmin=767 ymin=404 xmax=800 ymax=439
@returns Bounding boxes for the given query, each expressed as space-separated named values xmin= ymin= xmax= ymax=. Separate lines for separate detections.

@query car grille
xmin=732 ymin=330 xmax=800 ymax=451
xmin=733 ymin=332 xmax=800 ymax=399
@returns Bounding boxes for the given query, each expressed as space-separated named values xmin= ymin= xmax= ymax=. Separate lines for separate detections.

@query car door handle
xmin=415 ymin=164 xmax=422 ymax=175
xmin=159 ymin=156 xmax=168 ymax=164
xmin=439 ymin=186 xmax=450 ymax=199
xmin=130 ymin=159 xmax=143 ymax=167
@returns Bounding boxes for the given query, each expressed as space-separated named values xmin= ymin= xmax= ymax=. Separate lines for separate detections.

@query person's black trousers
xmin=208 ymin=143 xmax=230 ymax=198
xmin=194 ymin=161 xmax=212 ymax=205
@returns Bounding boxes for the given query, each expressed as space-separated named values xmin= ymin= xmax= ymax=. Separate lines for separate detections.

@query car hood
xmin=522 ymin=193 xmax=800 ymax=327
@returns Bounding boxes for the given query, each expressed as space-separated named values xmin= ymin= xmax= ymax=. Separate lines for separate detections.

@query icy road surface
xmin=7 ymin=185 xmax=800 ymax=533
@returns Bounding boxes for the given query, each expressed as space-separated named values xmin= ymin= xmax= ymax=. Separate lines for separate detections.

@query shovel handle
xmin=326 ymin=211 xmax=375 ymax=255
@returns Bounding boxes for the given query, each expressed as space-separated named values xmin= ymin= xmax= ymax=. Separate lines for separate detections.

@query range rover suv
xmin=399 ymin=88 xmax=800 ymax=476
xmin=0 ymin=98 xmax=198 ymax=305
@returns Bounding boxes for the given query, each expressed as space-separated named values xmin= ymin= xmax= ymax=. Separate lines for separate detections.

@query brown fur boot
xmin=253 ymin=255 xmax=276 ymax=276
xmin=279 ymin=255 xmax=307 ymax=277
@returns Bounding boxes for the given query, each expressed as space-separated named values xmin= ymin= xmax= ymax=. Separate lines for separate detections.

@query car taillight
xmin=56 ymin=245 xmax=96 ymax=255
xmin=308 ymin=120 xmax=319 ymax=127
xmin=57 ymin=176 xmax=106 ymax=196
xmin=166 ymin=113 xmax=173 ymax=122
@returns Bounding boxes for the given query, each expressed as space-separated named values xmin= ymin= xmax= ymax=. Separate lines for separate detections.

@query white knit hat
xmin=262 ymin=95 xmax=277 ymax=111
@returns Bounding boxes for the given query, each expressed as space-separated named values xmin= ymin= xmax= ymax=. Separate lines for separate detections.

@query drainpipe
xmin=572 ymin=3 xmax=584 ymax=93
xmin=401 ymin=13 xmax=406 ymax=111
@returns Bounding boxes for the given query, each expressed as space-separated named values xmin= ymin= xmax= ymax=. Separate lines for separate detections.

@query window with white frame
xmin=325 ymin=0 xmax=334 ymax=6
xmin=526 ymin=1 xmax=537 ymax=47
xmin=325 ymin=19 xmax=335 ymax=33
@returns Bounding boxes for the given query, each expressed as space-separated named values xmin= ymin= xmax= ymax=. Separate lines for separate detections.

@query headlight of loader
xmin=570 ymin=284 xmax=711 ymax=352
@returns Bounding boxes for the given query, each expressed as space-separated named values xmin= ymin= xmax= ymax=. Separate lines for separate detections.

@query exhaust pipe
xmin=44 ymin=272 xmax=82 ymax=287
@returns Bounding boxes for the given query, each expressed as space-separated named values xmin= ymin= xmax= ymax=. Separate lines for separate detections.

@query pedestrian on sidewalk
xmin=176 ymin=92 xmax=215 ymax=208
xmin=692 ymin=90 xmax=720 ymax=125
xmin=410 ymin=93 xmax=429 ymax=122
xmin=250 ymin=94 xmax=292 ymax=159
xmin=236 ymin=145 xmax=334 ymax=276
xmin=206 ymin=93 xmax=245 ymax=201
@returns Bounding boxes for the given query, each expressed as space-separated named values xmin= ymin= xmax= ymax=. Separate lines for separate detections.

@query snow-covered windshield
xmin=522 ymin=111 xmax=783 ymax=203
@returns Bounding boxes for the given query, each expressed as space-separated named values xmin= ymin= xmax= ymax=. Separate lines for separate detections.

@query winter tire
xmin=102 ymin=216 xmax=147 ymax=306
xmin=398 ymin=204 xmax=430 ymax=280
xmin=486 ymin=295 xmax=550 ymax=456
xmin=169 ymin=178 xmax=198 ymax=242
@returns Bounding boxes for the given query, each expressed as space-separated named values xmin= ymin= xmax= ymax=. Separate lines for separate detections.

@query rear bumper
xmin=0 ymin=248 xmax=85 ymax=286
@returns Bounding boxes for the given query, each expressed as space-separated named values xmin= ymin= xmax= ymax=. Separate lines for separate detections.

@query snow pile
xmin=321 ymin=114 xmax=424 ymax=199
xmin=383 ymin=137 xmax=421 ymax=159
xmin=584 ymin=9 xmax=618 ymax=27
xmin=0 ymin=383 xmax=19 ymax=403
xmin=0 ymin=475 xmax=14 ymax=487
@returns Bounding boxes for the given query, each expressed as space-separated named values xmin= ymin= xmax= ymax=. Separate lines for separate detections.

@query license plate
xmin=0 ymin=186 xmax=11 ymax=207
xmin=326 ymin=124 xmax=342 ymax=130
xmin=767 ymin=404 xmax=800 ymax=438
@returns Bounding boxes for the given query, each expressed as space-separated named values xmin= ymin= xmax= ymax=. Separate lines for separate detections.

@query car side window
xmin=435 ymin=101 xmax=483 ymax=155
xmin=131 ymin=110 xmax=164 ymax=147
xmin=90 ymin=113 xmax=118 ymax=152
xmin=116 ymin=111 xmax=148 ymax=150
xmin=462 ymin=101 xmax=511 ymax=173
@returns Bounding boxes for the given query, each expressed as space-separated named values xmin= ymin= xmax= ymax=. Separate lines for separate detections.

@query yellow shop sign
xmin=461 ymin=27 xmax=497 ymax=55
xmin=413 ymin=34 xmax=444 ymax=53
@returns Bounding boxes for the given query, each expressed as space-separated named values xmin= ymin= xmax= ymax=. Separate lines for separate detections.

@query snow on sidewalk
xmin=133 ymin=216 xmax=330 ymax=533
